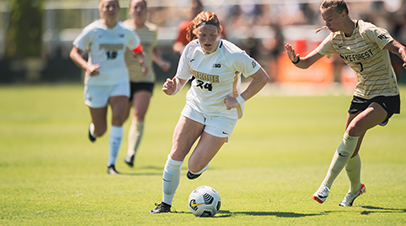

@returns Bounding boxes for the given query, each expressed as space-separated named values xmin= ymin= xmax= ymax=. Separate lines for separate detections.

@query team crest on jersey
xmin=213 ymin=63 xmax=221 ymax=68
xmin=251 ymin=60 xmax=257 ymax=68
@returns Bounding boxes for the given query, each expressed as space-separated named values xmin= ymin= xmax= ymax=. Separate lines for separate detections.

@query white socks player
xmin=107 ymin=126 xmax=123 ymax=174
xmin=125 ymin=121 xmax=144 ymax=167
xmin=313 ymin=133 xmax=366 ymax=205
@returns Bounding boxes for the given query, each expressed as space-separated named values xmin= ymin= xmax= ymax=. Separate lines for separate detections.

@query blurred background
xmin=0 ymin=0 xmax=405 ymax=88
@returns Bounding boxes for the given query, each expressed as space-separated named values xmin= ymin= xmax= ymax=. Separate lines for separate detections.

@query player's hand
xmin=141 ymin=61 xmax=148 ymax=77
xmin=86 ymin=64 xmax=100 ymax=76
xmin=160 ymin=60 xmax=171 ymax=72
xmin=162 ymin=78 xmax=176 ymax=95
xmin=285 ymin=43 xmax=299 ymax=63
xmin=224 ymin=95 xmax=239 ymax=110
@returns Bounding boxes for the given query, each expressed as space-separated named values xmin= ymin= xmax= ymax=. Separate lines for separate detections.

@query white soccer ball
xmin=188 ymin=185 xmax=221 ymax=217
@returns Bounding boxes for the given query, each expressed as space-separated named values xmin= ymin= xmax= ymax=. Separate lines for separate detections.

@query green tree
xmin=5 ymin=0 xmax=44 ymax=59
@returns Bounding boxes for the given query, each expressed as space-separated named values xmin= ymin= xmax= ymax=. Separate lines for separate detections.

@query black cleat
xmin=186 ymin=170 xmax=201 ymax=180
xmin=124 ymin=155 xmax=135 ymax=167
xmin=88 ymin=128 xmax=96 ymax=142
xmin=107 ymin=165 xmax=119 ymax=175
xmin=149 ymin=202 xmax=171 ymax=214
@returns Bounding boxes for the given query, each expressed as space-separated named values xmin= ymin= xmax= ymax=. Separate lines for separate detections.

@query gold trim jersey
xmin=123 ymin=20 xmax=157 ymax=83
xmin=316 ymin=20 xmax=399 ymax=99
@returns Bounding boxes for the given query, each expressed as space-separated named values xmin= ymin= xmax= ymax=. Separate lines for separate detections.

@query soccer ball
xmin=188 ymin=185 xmax=221 ymax=217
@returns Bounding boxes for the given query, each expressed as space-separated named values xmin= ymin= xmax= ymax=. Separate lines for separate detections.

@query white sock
xmin=346 ymin=153 xmax=361 ymax=194
xmin=162 ymin=155 xmax=183 ymax=206
xmin=107 ymin=126 xmax=123 ymax=166
xmin=127 ymin=121 xmax=144 ymax=157
xmin=189 ymin=163 xmax=209 ymax=175
xmin=89 ymin=122 xmax=95 ymax=137
xmin=322 ymin=133 xmax=359 ymax=189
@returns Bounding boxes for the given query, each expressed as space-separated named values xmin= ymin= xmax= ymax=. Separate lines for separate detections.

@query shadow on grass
xmin=172 ymin=210 xmax=325 ymax=218
xmin=117 ymin=165 xmax=163 ymax=176
xmin=360 ymin=206 xmax=406 ymax=215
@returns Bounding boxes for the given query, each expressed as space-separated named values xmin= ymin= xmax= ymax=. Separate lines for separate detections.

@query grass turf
xmin=0 ymin=84 xmax=405 ymax=225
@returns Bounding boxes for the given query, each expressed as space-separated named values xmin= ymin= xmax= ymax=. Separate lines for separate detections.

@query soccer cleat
xmin=313 ymin=185 xmax=330 ymax=204
xmin=124 ymin=155 xmax=135 ymax=167
xmin=186 ymin=170 xmax=201 ymax=180
xmin=107 ymin=165 xmax=119 ymax=175
xmin=339 ymin=183 xmax=366 ymax=207
xmin=149 ymin=202 xmax=171 ymax=214
xmin=88 ymin=126 xmax=96 ymax=142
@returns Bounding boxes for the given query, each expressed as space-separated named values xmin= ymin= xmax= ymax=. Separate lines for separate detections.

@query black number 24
xmin=196 ymin=80 xmax=213 ymax=91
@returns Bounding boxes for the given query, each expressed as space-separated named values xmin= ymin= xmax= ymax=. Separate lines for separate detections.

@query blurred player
xmin=70 ymin=0 xmax=147 ymax=175
xmin=172 ymin=0 xmax=226 ymax=55
xmin=150 ymin=11 xmax=269 ymax=214
xmin=122 ymin=0 xmax=171 ymax=168
xmin=285 ymin=0 xmax=406 ymax=206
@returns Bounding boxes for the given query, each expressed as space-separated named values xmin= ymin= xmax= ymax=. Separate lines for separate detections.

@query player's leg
xmin=186 ymin=115 xmax=235 ymax=179
xmin=187 ymin=132 xmax=227 ymax=179
xmin=88 ymin=107 xmax=108 ymax=139
xmin=150 ymin=116 xmax=204 ymax=214
xmin=106 ymin=95 xmax=129 ymax=174
xmin=125 ymin=90 xmax=152 ymax=167
xmin=85 ymin=85 xmax=108 ymax=142
xmin=314 ymin=103 xmax=386 ymax=203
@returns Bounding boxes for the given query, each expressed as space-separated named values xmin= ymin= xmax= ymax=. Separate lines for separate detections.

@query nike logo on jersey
xmin=190 ymin=59 xmax=195 ymax=62
xmin=119 ymin=34 xmax=124 ymax=38
xmin=213 ymin=63 xmax=221 ymax=68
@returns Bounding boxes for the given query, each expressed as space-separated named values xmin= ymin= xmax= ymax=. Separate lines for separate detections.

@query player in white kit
xmin=150 ymin=11 xmax=270 ymax=214
xmin=70 ymin=0 xmax=147 ymax=175
xmin=285 ymin=0 xmax=406 ymax=206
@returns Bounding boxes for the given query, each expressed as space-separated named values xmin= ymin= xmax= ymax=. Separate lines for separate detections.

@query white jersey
xmin=316 ymin=20 xmax=399 ymax=99
xmin=176 ymin=39 xmax=261 ymax=119
xmin=73 ymin=19 xmax=141 ymax=86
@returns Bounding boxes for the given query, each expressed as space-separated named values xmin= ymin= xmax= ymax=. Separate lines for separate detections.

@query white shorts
xmin=84 ymin=82 xmax=130 ymax=108
xmin=181 ymin=103 xmax=237 ymax=140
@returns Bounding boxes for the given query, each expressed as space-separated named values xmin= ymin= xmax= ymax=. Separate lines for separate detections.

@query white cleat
xmin=313 ymin=185 xmax=330 ymax=204
xmin=339 ymin=183 xmax=366 ymax=207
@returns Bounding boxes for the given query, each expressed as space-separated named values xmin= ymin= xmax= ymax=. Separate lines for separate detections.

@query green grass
xmin=1 ymin=84 xmax=406 ymax=225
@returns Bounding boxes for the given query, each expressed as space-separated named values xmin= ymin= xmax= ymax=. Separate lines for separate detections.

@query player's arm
xmin=69 ymin=46 xmax=100 ymax=76
xmin=225 ymin=67 xmax=269 ymax=110
xmin=285 ymin=43 xmax=324 ymax=69
xmin=152 ymin=46 xmax=171 ymax=72
xmin=384 ymin=40 xmax=406 ymax=68
xmin=162 ymin=77 xmax=188 ymax=96
xmin=132 ymin=44 xmax=148 ymax=76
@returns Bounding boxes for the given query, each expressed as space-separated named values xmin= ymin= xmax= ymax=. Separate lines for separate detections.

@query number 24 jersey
xmin=176 ymin=39 xmax=261 ymax=119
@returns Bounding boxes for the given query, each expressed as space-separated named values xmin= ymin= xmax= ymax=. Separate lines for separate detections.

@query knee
xmin=188 ymin=159 xmax=205 ymax=173
xmin=133 ymin=109 xmax=145 ymax=122
xmin=94 ymin=125 xmax=107 ymax=137
xmin=112 ymin=115 xmax=125 ymax=126
xmin=346 ymin=123 xmax=361 ymax=137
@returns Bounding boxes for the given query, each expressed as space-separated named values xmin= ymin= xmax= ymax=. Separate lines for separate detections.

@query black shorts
xmin=129 ymin=82 xmax=154 ymax=101
xmin=348 ymin=95 xmax=400 ymax=126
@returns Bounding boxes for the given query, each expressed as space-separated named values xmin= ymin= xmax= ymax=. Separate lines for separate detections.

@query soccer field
xmin=1 ymin=84 xmax=405 ymax=225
